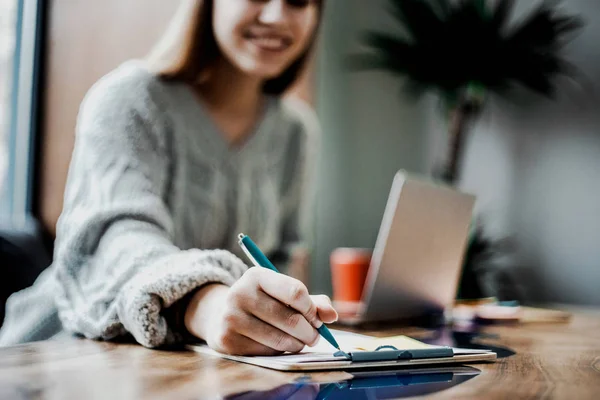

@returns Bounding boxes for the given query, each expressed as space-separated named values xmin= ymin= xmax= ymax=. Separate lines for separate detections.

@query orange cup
xmin=330 ymin=248 xmax=372 ymax=303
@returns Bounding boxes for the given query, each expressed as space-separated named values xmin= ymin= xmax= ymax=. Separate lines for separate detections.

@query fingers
xmin=212 ymin=331 xmax=282 ymax=356
xmin=310 ymin=294 xmax=338 ymax=324
xmin=252 ymin=291 xmax=319 ymax=346
xmin=247 ymin=268 xmax=321 ymax=328
xmin=221 ymin=307 xmax=306 ymax=353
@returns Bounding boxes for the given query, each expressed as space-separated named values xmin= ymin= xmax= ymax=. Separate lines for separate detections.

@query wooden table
xmin=0 ymin=307 xmax=599 ymax=399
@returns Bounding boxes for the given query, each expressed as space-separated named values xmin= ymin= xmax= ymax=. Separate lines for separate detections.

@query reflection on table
xmin=225 ymin=366 xmax=481 ymax=400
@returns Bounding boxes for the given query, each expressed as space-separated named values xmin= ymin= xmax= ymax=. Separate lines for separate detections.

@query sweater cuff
xmin=161 ymin=287 xmax=201 ymax=345
xmin=116 ymin=249 xmax=248 ymax=348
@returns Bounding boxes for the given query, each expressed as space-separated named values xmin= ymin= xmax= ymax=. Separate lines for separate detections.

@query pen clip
xmin=238 ymin=233 xmax=262 ymax=268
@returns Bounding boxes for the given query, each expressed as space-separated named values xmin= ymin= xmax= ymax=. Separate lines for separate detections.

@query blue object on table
xmin=237 ymin=233 xmax=341 ymax=351
xmin=315 ymin=370 xmax=455 ymax=400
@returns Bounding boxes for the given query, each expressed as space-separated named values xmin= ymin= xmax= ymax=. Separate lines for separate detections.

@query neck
xmin=197 ymin=57 xmax=264 ymax=117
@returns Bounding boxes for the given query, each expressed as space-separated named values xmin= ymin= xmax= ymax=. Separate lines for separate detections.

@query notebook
xmin=187 ymin=329 xmax=496 ymax=371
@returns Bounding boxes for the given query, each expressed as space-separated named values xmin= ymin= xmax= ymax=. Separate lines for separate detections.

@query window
xmin=0 ymin=0 xmax=18 ymax=215
xmin=0 ymin=0 xmax=43 ymax=218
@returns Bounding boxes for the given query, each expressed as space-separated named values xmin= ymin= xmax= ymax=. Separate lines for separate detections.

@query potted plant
xmin=349 ymin=0 xmax=583 ymax=298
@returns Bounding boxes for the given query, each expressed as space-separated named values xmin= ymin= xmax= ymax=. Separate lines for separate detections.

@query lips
xmin=244 ymin=31 xmax=293 ymax=52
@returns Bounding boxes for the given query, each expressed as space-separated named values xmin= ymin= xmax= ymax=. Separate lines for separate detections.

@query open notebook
xmin=187 ymin=329 xmax=496 ymax=371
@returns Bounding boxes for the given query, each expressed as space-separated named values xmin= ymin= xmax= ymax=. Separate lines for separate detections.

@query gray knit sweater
xmin=0 ymin=61 xmax=319 ymax=348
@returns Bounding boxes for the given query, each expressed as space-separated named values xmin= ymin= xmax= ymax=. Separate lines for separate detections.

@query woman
xmin=0 ymin=0 xmax=337 ymax=355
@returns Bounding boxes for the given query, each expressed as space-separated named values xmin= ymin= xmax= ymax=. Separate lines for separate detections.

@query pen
xmin=237 ymin=233 xmax=341 ymax=351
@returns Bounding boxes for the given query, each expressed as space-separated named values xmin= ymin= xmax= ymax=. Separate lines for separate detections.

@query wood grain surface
xmin=0 ymin=306 xmax=598 ymax=399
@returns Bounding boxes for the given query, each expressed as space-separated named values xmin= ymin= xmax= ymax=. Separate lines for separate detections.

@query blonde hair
xmin=146 ymin=0 xmax=323 ymax=95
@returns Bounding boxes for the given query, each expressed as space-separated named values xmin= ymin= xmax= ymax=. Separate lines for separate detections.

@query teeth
xmin=250 ymin=37 xmax=287 ymax=50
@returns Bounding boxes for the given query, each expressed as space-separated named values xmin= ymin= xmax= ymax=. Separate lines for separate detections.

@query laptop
xmin=336 ymin=170 xmax=476 ymax=325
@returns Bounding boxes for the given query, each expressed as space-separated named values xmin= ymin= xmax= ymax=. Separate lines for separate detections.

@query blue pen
xmin=237 ymin=233 xmax=341 ymax=351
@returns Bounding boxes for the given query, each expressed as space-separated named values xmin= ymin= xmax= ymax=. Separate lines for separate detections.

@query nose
xmin=258 ymin=0 xmax=286 ymax=25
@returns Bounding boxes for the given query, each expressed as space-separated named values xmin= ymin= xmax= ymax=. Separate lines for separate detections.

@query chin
xmin=240 ymin=49 xmax=299 ymax=75
xmin=241 ymin=63 xmax=289 ymax=80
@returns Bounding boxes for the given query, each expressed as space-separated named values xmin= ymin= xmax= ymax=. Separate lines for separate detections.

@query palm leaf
xmin=492 ymin=0 xmax=515 ymax=29
xmin=348 ymin=0 xmax=584 ymax=102
xmin=386 ymin=0 xmax=445 ymax=43
xmin=430 ymin=0 xmax=451 ymax=18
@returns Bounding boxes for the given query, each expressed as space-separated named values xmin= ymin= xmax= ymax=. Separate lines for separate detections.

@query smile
xmin=244 ymin=32 xmax=293 ymax=52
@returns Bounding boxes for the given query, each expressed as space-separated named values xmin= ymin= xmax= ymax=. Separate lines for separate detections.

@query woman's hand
xmin=184 ymin=268 xmax=338 ymax=355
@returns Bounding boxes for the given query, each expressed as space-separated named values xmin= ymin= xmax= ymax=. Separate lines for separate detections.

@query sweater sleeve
xmin=53 ymin=65 xmax=247 ymax=348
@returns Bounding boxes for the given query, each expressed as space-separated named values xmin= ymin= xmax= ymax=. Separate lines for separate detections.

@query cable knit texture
xmin=0 ymin=61 xmax=319 ymax=348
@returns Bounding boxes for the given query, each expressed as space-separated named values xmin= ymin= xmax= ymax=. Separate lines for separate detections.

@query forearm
xmin=54 ymin=210 xmax=247 ymax=347
xmin=184 ymin=283 xmax=229 ymax=341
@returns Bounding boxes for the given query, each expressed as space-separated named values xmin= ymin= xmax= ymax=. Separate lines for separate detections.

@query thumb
xmin=310 ymin=295 xmax=338 ymax=324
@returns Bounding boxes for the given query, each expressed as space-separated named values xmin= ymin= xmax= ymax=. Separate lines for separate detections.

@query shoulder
xmin=279 ymin=97 xmax=320 ymax=137
xmin=79 ymin=60 xmax=171 ymax=122
xmin=277 ymin=97 xmax=321 ymax=153
xmin=75 ymin=60 xmax=174 ymax=152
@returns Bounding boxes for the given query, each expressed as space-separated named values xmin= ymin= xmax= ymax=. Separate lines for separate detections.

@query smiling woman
xmin=147 ymin=0 xmax=322 ymax=92
xmin=212 ymin=0 xmax=318 ymax=77
xmin=0 ymin=0 xmax=335 ymax=355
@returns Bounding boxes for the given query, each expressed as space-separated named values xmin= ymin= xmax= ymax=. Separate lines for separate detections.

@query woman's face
xmin=212 ymin=0 xmax=319 ymax=79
